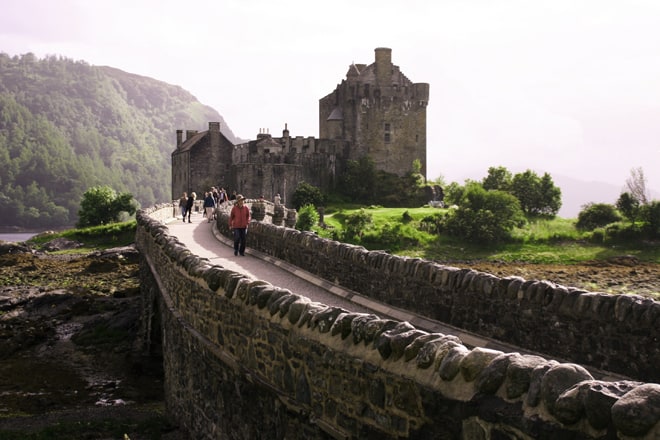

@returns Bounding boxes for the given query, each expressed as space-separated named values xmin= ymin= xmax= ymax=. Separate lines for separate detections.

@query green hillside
xmin=0 ymin=52 xmax=240 ymax=229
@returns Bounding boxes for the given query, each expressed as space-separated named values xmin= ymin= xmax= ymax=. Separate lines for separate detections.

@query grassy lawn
xmin=27 ymin=221 xmax=137 ymax=253
xmin=319 ymin=206 xmax=660 ymax=264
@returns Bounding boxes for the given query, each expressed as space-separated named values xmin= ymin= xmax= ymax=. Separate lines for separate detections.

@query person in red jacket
xmin=229 ymin=195 xmax=251 ymax=256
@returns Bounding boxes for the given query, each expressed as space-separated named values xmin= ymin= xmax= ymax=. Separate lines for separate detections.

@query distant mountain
xmin=0 ymin=52 xmax=240 ymax=228
xmin=553 ymin=175 xmax=622 ymax=218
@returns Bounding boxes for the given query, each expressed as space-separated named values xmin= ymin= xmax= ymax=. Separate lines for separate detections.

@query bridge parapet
xmin=212 ymin=209 xmax=660 ymax=384
xmin=137 ymin=204 xmax=659 ymax=439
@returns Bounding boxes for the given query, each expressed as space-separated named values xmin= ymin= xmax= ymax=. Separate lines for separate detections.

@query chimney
xmin=176 ymin=130 xmax=183 ymax=147
xmin=374 ymin=47 xmax=392 ymax=86
xmin=209 ymin=122 xmax=220 ymax=148
xmin=186 ymin=130 xmax=197 ymax=140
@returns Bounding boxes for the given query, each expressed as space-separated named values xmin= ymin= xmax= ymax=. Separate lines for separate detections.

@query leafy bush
xmin=292 ymin=182 xmax=324 ymax=210
xmin=295 ymin=204 xmax=320 ymax=231
xmin=343 ymin=208 xmax=373 ymax=240
xmin=420 ymin=213 xmax=444 ymax=234
xmin=77 ymin=186 xmax=138 ymax=227
xmin=442 ymin=184 xmax=525 ymax=243
xmin=641 ymin=201 xmax=660 ymax=238
xmin=616 ymin=192 xmax=641 ymax=223
xmin=576 ymin=203 xmax=621 ymax=231
xmin=442 ymin=182 xmax=465 ymax=206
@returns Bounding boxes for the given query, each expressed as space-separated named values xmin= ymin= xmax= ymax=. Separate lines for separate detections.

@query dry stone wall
xmin=136 ymin=204 xmax=659 ymax=439
xmin=213 ymin=208 xmax=660 ymax=384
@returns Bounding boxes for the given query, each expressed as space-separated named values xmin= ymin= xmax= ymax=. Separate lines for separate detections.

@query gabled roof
xmin=327 ymin=107 xmax=343 ymax=121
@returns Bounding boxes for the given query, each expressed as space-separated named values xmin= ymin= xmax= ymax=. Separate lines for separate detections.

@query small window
xmin=384 ymin=123 xmax=391 ymax=131
xmin=384 ymin=133 xmax=391 ymax=143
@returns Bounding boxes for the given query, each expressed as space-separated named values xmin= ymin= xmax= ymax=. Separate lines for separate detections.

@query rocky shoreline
xmin=0 ymin=240 xmax=186 ymax=439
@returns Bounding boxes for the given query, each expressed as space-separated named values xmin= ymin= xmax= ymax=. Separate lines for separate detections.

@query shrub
xmin=641 ymin=201 xmax=660 ymax=238
xmin=576 ymin=203 xmax=622 ymax=231
xmin=292 ymin=182 xmax=324 ymax=210
xmin=295 ymin=204 xmax=319 ymax=231
xmin=344 ymin=208 xmax=373 ymax=240
xmin=442 ymin=184 xmax=525 ymax=243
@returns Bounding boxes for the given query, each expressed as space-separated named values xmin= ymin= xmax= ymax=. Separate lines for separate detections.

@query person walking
xmin=179 ymin=192 xmax=188 ymax=222
xmin=229 ymin=195 xmax=250 ymax=256
xmin=185 ymin=192 xmax=196 ymax=223
xmin=203 ymin=191 xmax=216 ymax=223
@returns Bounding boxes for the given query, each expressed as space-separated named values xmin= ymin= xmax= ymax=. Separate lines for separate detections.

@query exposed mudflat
xmin=451 ymin=258 xmax=660 ymax=299
xmin=0 ymin=250 xmax=186 ymax=439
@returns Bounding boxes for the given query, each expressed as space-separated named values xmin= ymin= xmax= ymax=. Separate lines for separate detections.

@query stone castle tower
xmin=172 ymin=48 xmax=429 ymax=203
xmin=319 ymin=47 xmax=429 ymax=176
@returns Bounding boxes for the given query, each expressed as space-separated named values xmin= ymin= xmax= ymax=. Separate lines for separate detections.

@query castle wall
xmin=136 ymin=204 xmax=659 ymax=440
xmin=228 ymin=139 xmax=340 ymax=205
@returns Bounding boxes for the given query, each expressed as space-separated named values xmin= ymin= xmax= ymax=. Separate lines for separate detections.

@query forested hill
xmin=0 ymin=52 xmax=240 ymax=229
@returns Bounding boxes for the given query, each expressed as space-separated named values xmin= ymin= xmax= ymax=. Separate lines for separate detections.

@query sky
xmin=1 ymin=0 xmax=659 ymax=216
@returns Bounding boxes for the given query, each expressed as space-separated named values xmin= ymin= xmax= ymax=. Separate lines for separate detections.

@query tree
xmin=77 ymin=185 xmax=137 ymax=227
xmin=337 ymin=156 xmax=377 ymax=203
xmin=616 ymin=192 xmax=640 ymax=224
xmin=481 ymin=166 xmax=512 ymax=191
xmin=292 ymin=182 xmax=324 ymax=210
xmin=510 ymin=170 xmax=561 ymax=216
xmin=442 ymin=181 xmax=466 ymax=206
xmin=625 ymin=167 xmax=649 ymax=206
xmin=538 ymin=172 xmax=562 ymax=216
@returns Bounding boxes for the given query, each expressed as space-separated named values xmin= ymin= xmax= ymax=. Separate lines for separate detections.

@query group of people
xmin=178 ymin=191 xmax=196 ymax=223
xmin=177 ymin=187 xmax=252 ymax=256
xmin=177 ymin=189 xmax=284 ymax=258
xmin=178 ymin=187 xmax=231 ymax=223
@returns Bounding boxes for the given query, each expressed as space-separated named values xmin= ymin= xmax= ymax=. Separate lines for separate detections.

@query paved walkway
xmin=165 ymin=212 xmax=520 ymax=351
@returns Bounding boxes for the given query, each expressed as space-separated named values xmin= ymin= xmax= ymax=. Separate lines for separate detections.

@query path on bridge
xmin=166 ymin=213 xmax=539 ymax=355
xmin=161 ymin=211 xmax=625 ymax=381
xmin=164 ymin=211 xmax=528 ymax=355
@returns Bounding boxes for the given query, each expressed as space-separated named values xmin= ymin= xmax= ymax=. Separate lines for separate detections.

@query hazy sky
xmin=2 ymin=0 xmax=659 ymax=213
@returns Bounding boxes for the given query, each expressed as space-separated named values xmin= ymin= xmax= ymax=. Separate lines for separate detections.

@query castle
xmin=172 ymin=48 xmax=430 ymax=205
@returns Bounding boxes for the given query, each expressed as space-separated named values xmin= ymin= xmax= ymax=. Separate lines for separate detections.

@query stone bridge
xmin=136 ymin=202 xmax=659 ymax=439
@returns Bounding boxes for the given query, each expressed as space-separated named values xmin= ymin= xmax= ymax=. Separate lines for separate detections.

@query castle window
xmin=384 ymin=123 xmax=391 ymax=131
xmin=384 ymin=133 xmax=391 ymax=143
xmin=384 ymin=122 xmax=391 ymax=143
